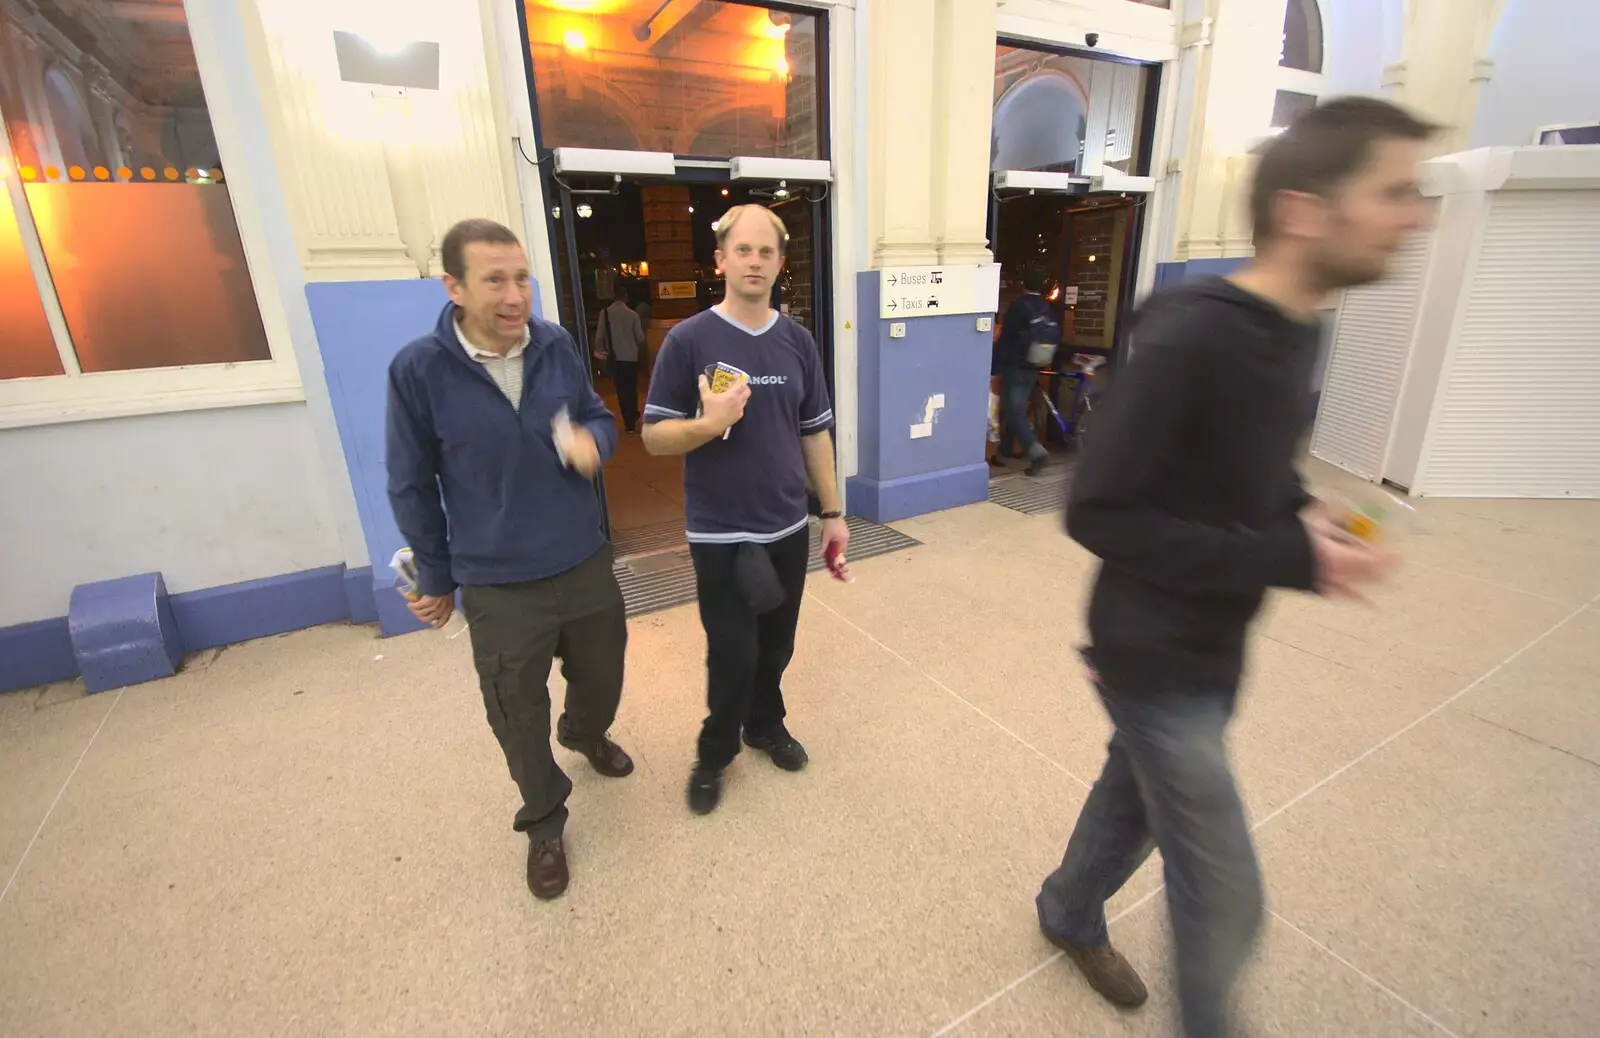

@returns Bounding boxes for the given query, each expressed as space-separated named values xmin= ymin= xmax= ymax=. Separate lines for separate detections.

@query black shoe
xmin=743 ymin=729 xmax=809 ymax=772
xmin=555 ymin=718 xmax=635 ymax=778
xmin=527 ymin=837 xmax=570 ymax=901
xmin=687 ymin=765 xmax=724 ymax=815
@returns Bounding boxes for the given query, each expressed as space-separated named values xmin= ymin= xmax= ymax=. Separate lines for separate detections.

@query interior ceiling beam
xmin=647 ymin=0 xmax=716 ymax=54
xmin=108 ymin=1 xmax=188 ymax=26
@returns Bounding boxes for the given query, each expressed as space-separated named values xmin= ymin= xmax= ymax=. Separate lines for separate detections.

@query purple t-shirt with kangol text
xmin=642 ymin=308 xmax=833 ymax=543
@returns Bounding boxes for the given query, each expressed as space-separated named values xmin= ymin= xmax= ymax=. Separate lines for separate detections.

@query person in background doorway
xmin=594 ymin=293 xmax=646 ymax=433
xmin=994 ymin=265 xmax=1057 ymax=476
xmin=386 ymin=219 xmax=634 ymax=904
xmin=633 ymin=290 xmax=652 ymax=331
xmin=1035 ymin=97 xmax=1432 ymax=1037
xmin=640 ymin=203 xmax=847 ymax=816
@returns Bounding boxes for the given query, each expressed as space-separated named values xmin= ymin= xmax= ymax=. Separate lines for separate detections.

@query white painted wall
xmin=1471 ymin=0 xmax=1600 ymax=147
xmin=0 ymin=404 xmax=344 ymax=628
xmin=1321 ymin=0 xmax=1400 ymax=97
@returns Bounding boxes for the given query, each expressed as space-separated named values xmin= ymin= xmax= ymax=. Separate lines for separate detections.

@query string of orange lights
xmin=16 ymin=165 xmax=226 ymax=183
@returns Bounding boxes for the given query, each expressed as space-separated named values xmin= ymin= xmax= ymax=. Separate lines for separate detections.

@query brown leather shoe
xmin=556 ymin=721 xmax=635 ymax=778
xmin=527 ymin=837 xmax=570 ymax=901
xmin=1043 ymin=928 xmax=1148 ymax=1008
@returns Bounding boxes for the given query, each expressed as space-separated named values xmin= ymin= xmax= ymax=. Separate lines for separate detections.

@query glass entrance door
xmin=516 ymin=0 xmax=833 ymax=554
xmin=539 ymin=166 xmax=832 ymax=553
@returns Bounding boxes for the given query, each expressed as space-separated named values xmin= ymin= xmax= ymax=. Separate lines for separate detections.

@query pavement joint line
xmin=1267 ymin=909 xmax=1464 ymax=1038
xmin=804 ymin=593 xmax=1093 ymax=792
xmin=1406 ymin=558 xmax=1572 ymax=606
xmin=926 ymin=890 xmax=1164 ymax=1038
xmin=926 ymin=588 xmax=1600 ymax=1036
xmin=1246 ymin=589 xmax=1599 ymax=834
xmin=0 ymin=687 xmax=126 ymax=910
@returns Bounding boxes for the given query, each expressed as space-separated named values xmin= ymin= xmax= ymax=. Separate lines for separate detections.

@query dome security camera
xmin=1085 ymin=32 xmax=1100 ymax=47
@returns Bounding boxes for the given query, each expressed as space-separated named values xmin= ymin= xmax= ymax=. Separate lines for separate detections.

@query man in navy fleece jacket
xmin=386 ymin=219 xmax=633 ymax=903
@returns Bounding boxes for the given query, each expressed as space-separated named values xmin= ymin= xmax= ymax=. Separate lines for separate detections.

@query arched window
xmin=1280 ymin=0 xmax=1324 ymax=74
xmin=42 ymin=65 xmax=98 ymax=168
xmin=1272 ymin=0 xmax=1326 ymax=128
xmin=992 ymin=73 xmax=1089 ymax=173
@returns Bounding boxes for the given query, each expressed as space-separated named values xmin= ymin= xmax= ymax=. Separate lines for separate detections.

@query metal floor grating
xmin=612 ymin=518 xmax=689 ymax=560
xmin=988 ymin=465 xmax=1074 ymax=516
xmin=612 ymin=516 xmax=922 ymax=618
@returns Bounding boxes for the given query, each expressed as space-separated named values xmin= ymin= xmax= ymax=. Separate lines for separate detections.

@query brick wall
xmin=640 ymin=184 xmax=698 ymax=320
xmin=780 ymin=31 xmax=819 ymax=160
xmin=776 ymin=203 xmax=813 ymax=330
xmin=1065 ymin=210 xmax=1115 ymax=347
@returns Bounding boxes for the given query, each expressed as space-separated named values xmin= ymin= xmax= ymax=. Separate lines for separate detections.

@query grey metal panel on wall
xmin=1417 ymin=191 xmax=1600 ymax=498
xmin=1309 ymin=232 xmax=1432 ymax=480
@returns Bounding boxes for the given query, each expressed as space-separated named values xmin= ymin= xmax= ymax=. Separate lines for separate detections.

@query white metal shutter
xmin=1418 ymin=191 xmax=1600 ymax=497
xmin=1310 ymin=231 xmax=1432 ymax=479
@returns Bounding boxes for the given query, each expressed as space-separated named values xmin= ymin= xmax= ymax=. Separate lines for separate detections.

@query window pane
xmin=0 ymin=0 xmax=269 ymax=374
xmin=994 ymin=45 xmax=1152 ymax=176
xmin=0 ymin=183 xmax=63 ymax=379
xmin=1271 ymin=90 xmax=1319 ymax=129
xmin=524 ymin=1 xmax=823 ymax=159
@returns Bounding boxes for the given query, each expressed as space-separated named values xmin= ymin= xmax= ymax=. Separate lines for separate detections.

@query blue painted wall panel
xmin=848 ymin=270 xmax=993 ymax=522
xmin=306 ymin=280 xmax=451 ymax=637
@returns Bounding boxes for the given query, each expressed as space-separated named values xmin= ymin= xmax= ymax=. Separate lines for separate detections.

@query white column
xmin=1384 ymin=0 xmax=1508 ymax=155
xmin=927 ymin=0 xmax=996 ymax=266
xmin=1172 ymin=0 xmax=1287 ymax=261
xmin=866 ymin=0 xmax=939 ymax=267
xmin=239 ymin=0 xmax=516 ymax=282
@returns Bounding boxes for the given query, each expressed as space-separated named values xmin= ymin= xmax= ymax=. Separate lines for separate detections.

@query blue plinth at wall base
xmin=0 ymin=617 xmax=77 ymax=694
xmin=848 ymin=463 xmax=991 ymax=524
xmin=68 ymin=573 xmax=185 ymax=694
xmin=168 ymin=566 xmax=352 ymax=652
xmin=344 ymin=566 xmax=379 ymax=625
xmin=2 ymin=563 xmax=392 ymax=696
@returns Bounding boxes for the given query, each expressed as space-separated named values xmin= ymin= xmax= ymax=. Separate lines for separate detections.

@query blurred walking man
xmin=640 ymin=204 xmax=848 ymax=815
xmin=1036 ymin=98 xmax=1434 ymax=1036
xmin=387 ymin=219 xmax=633 ymax=902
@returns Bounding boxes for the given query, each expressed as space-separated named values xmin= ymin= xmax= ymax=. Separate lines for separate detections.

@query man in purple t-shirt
xmin=641 ymin=204 xmax=848 ymax=815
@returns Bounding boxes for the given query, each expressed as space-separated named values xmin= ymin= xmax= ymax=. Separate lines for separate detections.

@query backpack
xmin=1023 ymin=303 xmax=1061 ymax=368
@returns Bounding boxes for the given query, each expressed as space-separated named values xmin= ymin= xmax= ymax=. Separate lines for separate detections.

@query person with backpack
xmin=994 ymin=265 xmax=1059 ymax=476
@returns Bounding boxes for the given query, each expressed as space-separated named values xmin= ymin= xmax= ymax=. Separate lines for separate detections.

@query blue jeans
xmin=1037 ymin=677 xmax=1263 ymax=1038
xmin=998 ymin=367 xmax=1046 ymax=461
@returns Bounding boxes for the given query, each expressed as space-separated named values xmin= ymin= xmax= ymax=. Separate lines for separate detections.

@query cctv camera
xmin=1085 ymin=32 xmax=1100 ymax=48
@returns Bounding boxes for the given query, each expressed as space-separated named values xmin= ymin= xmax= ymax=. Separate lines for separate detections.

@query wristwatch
xmin=819 ymin=510 xmax=843 ymax=520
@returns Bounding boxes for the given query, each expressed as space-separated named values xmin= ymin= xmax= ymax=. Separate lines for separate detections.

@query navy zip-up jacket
xmin=385 ymin=304 xmax=617 ymax=597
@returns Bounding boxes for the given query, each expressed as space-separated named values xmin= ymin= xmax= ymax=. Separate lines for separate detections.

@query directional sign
xmin=878 ymin=263 xmax=1000 ymax=321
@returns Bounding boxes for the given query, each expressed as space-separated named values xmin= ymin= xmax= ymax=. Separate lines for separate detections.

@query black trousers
xmin=461 ymin=544 xmax=627 ymax=840
xmin=688 ymin=529 xmax=810 ymax=769
xmin=611 ymin=360 xmax=639 ymax=432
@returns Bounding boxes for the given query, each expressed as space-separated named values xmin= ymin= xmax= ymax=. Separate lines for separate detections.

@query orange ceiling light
xmin=563 ymin=29 xmax=588 ymax=51
xmin=535 ymin=0 xmax=626 ymax=12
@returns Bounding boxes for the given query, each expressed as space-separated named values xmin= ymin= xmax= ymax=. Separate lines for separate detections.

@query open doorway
xmin=985 ymin=39 xmax=1159 ymax=483
xmin=542 ymin=172 xmax=830 ymax=557
xmin=516 ymin=0 xmax=833 ymax=557
xmin=989 ymin=190 xmax=1144 ymax=471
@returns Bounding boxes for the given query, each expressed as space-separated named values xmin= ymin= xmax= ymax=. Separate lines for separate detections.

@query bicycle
xmin=1028 ymin=355 xmax=1104 ymax=452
